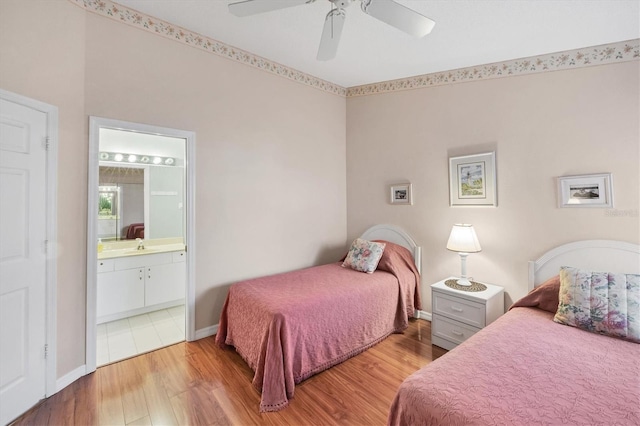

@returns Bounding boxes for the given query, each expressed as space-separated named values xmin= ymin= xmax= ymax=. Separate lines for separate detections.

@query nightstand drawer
xmin=433 ymin=291 xmax=486 ymax=328
xmin=432 ymin=315 xmax=480 ymax=346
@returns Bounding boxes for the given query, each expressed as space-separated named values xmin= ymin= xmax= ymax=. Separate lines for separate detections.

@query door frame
xmin=0 ymin=88 xmax=59 ymax=397
xmin=86 ymin=116 xmax=196 ymax=374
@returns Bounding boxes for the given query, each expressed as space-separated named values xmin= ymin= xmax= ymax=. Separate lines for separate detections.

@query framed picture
xmin=449 ymin=152 xmax=497 ymax=206
xmin=390 ymin=183 xmax=413 ymax=205
xmin=557 ymin=173 xmax=613 ymax=208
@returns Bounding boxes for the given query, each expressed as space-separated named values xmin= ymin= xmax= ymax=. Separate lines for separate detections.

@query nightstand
xmin=431 ymin=277 xmax=504 ymax=350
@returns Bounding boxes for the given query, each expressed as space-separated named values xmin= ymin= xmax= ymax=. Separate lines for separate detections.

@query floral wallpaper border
xmin=71 ymin=0 xmax=347 ymax=96
xmin=347 ymin=40 xmax=640 ymax=97
xmin=71 ymin=0 xmax=638 ymax=98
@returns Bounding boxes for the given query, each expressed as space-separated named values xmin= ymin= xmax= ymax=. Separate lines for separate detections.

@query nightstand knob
xmin=451 ymin=306 xmax=463 ymax=313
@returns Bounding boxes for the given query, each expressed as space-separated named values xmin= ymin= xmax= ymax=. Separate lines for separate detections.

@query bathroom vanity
xmin=96 ymin=241 xmax=185 ymax=324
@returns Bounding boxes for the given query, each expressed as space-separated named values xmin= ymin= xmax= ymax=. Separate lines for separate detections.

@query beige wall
xmin=1 ymin=0 xmax=346 ymax=380
xmin=347 ymin=61 xmax=640 ymax=310
xmin=0 ymin=0 xmax=87 ymax=377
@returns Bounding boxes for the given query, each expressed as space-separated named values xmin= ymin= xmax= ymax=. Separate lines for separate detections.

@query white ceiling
xmin=113 ymin=0 xmax=639 ymax=88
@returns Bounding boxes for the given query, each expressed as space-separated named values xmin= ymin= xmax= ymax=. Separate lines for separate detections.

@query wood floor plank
xmin=117 ymin=357 xmax=150 ymax=424
xmin=72 ymin=368 xmax=100 ymax=425
xmin=170 ymin=382 xmax=230 ymax=425
xmin=135 ymin=352 xmax=180 ymax=426
xmin=126 ymin=415 xmax=152 ymax=426
xmin=97 ymin=363 xmax=125 ymax=426
xmin=210 ymin=384 xmax=265 ymax=426
xmin=11 ymin=319 xmax=447 ymax=426
xmin=46 ymin=382 xmax=76 ymax=426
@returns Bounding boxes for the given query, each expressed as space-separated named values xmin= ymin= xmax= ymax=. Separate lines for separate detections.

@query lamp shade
xmin=446 ymin=224 xmax=482 ymax=253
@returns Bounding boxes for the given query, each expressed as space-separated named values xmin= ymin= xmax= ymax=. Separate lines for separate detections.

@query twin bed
xmin=216 ymin=227 xmax=639 ymax=423
xmin=389 ymin=239 xmax=640 ymax=425
xmin=215 ymin=224 xmax=422 ymax=412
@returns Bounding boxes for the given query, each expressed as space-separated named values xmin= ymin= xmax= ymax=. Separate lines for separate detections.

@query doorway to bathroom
xmin=86 ymin=117 xmax=195 ymax=372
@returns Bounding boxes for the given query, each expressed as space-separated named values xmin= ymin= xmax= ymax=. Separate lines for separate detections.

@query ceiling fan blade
xmin=361 ymin=0 xmax=435 ymax=38
xmin=317 ymin=8 xmax=346 ymax=61
xmin=229 ymin=0 xmax=313 ymax=17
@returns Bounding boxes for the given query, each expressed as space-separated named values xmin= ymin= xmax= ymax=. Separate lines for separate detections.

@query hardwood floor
xmin=12 ymin=319 xmax=447 ymax=426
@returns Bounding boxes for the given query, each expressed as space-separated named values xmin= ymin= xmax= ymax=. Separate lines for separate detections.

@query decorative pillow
xmin=509 ymin=275 xmax=560 ymax=313
xmin=342 ymin=238 xmax=386 ymax=274
xmin=554 ymin=266 xmax=640 ymax=343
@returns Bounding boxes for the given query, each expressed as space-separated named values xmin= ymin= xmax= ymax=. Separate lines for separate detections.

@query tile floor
xmin=97 ymin=305 xmax=185 ymax=367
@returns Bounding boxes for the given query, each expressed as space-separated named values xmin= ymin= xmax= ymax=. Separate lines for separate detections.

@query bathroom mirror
xmin=98 ymin=166 xmax=144 ymax=241
xmin=98 ymin=128 xmax=185 ymax=242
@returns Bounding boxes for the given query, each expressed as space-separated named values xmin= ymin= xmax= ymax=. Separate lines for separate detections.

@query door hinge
xmin=43 ymin=136 xmax=50 ymax=150
xmin=44 ymin=240 xmax=48 ymax=254
xmin=44 ymin=344 xmax=49 ymax=359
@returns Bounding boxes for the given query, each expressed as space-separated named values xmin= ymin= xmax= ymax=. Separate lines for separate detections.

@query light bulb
xmin=114 ymin=153 xmax=123 ymax=161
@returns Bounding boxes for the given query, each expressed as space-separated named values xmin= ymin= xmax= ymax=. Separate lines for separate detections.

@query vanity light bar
xmin=99 ymin=151 xmax=175 ymax=166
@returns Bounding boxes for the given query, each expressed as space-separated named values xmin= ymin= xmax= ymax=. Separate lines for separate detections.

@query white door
xmin=0 ymin=98 xmax=48 ymax=425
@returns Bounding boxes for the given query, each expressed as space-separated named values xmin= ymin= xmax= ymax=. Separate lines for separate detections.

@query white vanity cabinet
xmin=145 ymin=251 xmax=186 ymax=306
xmin=97 ymin=250 xmax=185 ymax=323
xmin=96 ymin=265 xmax=145 ymax=318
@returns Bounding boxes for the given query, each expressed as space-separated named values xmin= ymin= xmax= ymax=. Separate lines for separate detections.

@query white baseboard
xmin=53 ymin=365 xmax=86 ymax=395
xmin=416 ymin=310 xmax=432 ymax=321
xmin=195 ymin=324 xmax=218 ymax=340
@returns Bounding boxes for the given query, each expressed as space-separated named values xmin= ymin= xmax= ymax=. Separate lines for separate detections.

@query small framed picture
xmin=390 ymin=183 xmax=413 ymax=205
xmin=557 ymin=173 xmax=613 ymax=208
xmin=449 ymin=152 xmax=497 ymax=206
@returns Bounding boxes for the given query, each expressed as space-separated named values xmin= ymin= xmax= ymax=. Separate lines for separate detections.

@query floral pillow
xmin=554 ymin=266 xmax=639 ymax=343
xmin=342 ymin=238 xmax=386 ymax=274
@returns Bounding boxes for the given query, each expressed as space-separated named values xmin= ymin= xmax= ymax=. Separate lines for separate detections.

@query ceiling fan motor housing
xmin=329 ymin=0 xmax=353 ymax=9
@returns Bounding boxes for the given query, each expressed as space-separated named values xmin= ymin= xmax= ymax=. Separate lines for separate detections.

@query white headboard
xmin=528 ymin=240 xmax=640 ymax=290
xmin=360 ymin=224 xmax=421 ymax=274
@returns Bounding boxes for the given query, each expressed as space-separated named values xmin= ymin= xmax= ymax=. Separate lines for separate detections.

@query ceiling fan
xmin=228 ymin=0 xmax=435 ymax=61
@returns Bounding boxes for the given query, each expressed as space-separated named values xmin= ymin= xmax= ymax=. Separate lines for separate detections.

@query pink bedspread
xmin=216 ymin=258 xmax=419 ymax=412
xmin=389 ymin=307 xmax=640 ymax=425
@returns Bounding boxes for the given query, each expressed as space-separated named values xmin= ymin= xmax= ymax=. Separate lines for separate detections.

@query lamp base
xmin=455 ymin=277 xmax=473 ymax=286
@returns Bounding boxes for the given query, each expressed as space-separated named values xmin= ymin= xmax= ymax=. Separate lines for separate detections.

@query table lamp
xmin=446 ymin=224 xmax=482 ymax=286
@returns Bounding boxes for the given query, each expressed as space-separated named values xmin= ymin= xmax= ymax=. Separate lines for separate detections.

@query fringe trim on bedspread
xmin=255 ymin=324 xmax=408 ymax=412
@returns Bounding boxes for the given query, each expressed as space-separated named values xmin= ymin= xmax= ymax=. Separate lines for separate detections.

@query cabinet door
xmin=145 ymin=261 xmax=185 ymax=306
xmin=97 ymin=268 xmax=145 ymax=318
